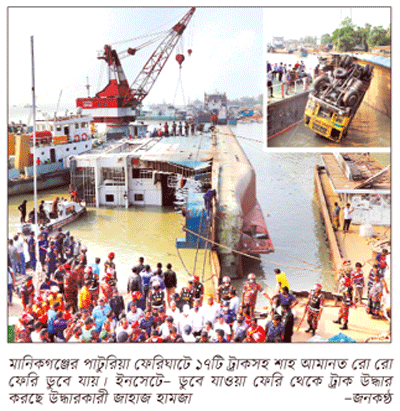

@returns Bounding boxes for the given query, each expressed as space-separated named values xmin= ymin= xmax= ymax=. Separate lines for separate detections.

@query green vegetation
xmin=291 ymin=17 xmax=390 ymax=52
xmin=329 ymin=17 xmax=390 ymax=52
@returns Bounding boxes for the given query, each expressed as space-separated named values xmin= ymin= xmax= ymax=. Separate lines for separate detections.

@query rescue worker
xmin=333 ymin=278 xmax=357 ymax=330
xmin=101 ymin=268 xmax=117 ymax=303
xmin=191 ymin=275 xmax=204 ymax=307
xmin=304 ymin=283 xmax=325 ymax=336
xmin=147 ymin=281 xmax=166 ymax=311
xmin=20 ymin=276 xmax=35 ymax=310
xmin=241 ymin=273 xmax=272 ymax=318
xmin=15 ymin=313 xmax=33 ymax=343
xmin=245 ymin=318 xmax=266 ymax=343
xmin=217 ymin=276 xmax=236 ymax=304
xmin=180 ymin=279 xmax=194 ymax=309
xmin=104 ymin=252 xmax=117 ymax=280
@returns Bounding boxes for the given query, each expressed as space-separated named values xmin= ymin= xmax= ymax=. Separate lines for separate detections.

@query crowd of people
xmin=8 ymin=224 xmax=389 ymax=343
xmin=148 ymin=120 xmax=197 ymax=138
xmin=8 ymin=226 xmax=304 ymax=343
xmin=266 ymin=60 xmax=315 ymax=98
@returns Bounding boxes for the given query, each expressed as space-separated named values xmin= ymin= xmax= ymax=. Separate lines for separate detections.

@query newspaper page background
xmin=3 ymin=3 xmax=398 ymax=409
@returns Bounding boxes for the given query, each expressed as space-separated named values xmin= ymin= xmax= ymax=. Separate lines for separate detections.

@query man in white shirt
xmin=189 ymin=300 xmax=204 ymax=337
xmin=213 ymin=313 xmax=232 ymax=342
xmin=159 ymin=316 xmax=176 ymax=339
xmin=14 ymin=234 xmax=26 ymax=275
xmin=177 ymin=305 xmax=193 ymax=336
xmin=202 ymin=294 xmax=220 ymax=325
xmin=126 ymin=303 xmax=144 ymax=324
xmin=343 ymin=203 xmax=354 ymax=233
xmin=166 ymin=300 xmax=181 ymax=322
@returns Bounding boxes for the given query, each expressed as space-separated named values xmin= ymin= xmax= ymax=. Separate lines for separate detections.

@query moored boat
xmin=20 ymin=199 xmax=86 ymax=235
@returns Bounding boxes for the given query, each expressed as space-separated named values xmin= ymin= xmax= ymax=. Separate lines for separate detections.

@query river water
xmin=267 ymin=52 xmax=391 ymax=148
xmin=8 ymin=119 xmax=348 ymax=300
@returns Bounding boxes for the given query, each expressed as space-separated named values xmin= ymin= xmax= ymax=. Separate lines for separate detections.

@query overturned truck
xmin=304 ymin=54 xmax=373 ymax=142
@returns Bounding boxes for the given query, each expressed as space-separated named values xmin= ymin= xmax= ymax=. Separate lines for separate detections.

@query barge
xmin=314 ymin=152 xmax=390 ymax=275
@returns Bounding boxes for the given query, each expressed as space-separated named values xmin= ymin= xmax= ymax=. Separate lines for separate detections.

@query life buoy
xmin=74 ymin=135 xmax=80 ymax=142
xmin=81 ymin=133 xmax=88 ymax=141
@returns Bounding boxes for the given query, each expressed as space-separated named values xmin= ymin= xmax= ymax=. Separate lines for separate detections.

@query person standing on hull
xmin=343 ymin=203 xmax=354 ymax=233
xmin=304 ymin=283 xmax=325 ymax=336
xmin=241 ymin=273 xmax=272 ymax=318
xmin=333 ymin=278 xmax=357 ymax=330
xmin=332 ymin=202 xmax=341 ymax=231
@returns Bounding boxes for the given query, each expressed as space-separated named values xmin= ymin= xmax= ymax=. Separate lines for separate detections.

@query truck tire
xmin=313 ymin=75 xmax=330 ymax=92
xmin=343 ymin=90 xmax=359 ymax=107
xmin=333 ymin=68 xmax=348 ymax=79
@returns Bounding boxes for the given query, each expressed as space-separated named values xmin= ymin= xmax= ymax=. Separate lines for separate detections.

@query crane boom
xmin=124 ymin=7 xmax=196 ymax=106
xmin=76 ymin=7 xmax=195 ymax=126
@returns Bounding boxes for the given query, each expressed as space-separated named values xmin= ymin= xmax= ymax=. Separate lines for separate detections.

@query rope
xmin=217 ymin=129 xmax=263 ymax=144
xmin=175 ymin=244 xmax=192 ymax=277
xmin=213 ymin=212 xmax=318 ymax=268
xmin=172 ymin=68 xmax=186 ymax=108
xmin=182 ymin=225 xmax=337 ymax=274
xmin=201 ymin=221 xmax=211 ymax=282
xmin=192 ymin=210 xmax=204 ymax=275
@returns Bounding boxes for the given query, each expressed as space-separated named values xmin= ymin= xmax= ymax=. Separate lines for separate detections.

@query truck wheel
xmin=343 ymin=90 xmax=359 ymax=107
xmin=340 ymin=55 xmax=352 ymax=68
xmin=313 ymin=75 xmax=330 ymax=92
xmin=333 ymin=68 xmax=348 ymax=79
xmin=363 ymin=64 xmax=373 ymax=79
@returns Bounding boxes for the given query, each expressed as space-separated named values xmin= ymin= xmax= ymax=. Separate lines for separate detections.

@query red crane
xmin=76 ymin=7 xmax=195 ymax=126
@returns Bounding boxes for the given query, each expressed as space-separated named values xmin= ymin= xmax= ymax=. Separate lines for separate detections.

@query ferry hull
xmin=8 ymin=169 xmax=70 ymax=196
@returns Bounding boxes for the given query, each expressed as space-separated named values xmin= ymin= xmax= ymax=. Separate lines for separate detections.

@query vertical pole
xmin=31 ymin=36 xmax=40 ymax=286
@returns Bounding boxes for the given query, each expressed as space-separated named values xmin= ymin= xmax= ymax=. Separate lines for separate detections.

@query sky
xmin=265 ymin=7 xmax=391 ymax=43
xmin=8 ymin=7 xmax=263 ymax=109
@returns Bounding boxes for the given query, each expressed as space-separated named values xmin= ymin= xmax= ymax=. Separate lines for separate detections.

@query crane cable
xmin=172 ymin=67 xmax=186 ymax=108
xmin=182 ymin=224 xmax=338 ymax=274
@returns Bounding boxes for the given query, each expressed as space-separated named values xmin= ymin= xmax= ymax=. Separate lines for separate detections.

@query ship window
xmin=75 ymin=123 xmax=79 ymax=129
xmin=139 ymin=170 xmax=152 ymax=179
xmin=73 ymin=147 xmax=77 ymax=150
xmin=81 ymin=122 xmax=87 ymax=128
xmin=134 ymin=194 xmax=144 ymax=202
xmin=102 ymin=167 xmax=125 ymax=185
xmin=56 ymin=125 xmax=62 ymax=132
xmin=105 ymin=194 xmax=114 ymax=202
xmin=66 ymin=148 xmax=69 ymax=151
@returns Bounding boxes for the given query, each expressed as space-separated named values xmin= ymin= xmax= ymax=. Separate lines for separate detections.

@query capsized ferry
xmin=67 ymin=125 xmax=274 ymax=277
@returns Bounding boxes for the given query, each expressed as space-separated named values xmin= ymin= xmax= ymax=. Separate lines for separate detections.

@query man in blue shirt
xmin=265 ymin=315 xmax=285 ymax=343
xmin=92 ymin=297 xmax=112 ymax=333
xmin=139 ymin=309 xmax=154 ymax=339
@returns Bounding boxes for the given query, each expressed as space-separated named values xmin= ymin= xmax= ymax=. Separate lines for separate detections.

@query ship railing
xmin=267 ymin=77 xmax=310 ymax=101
